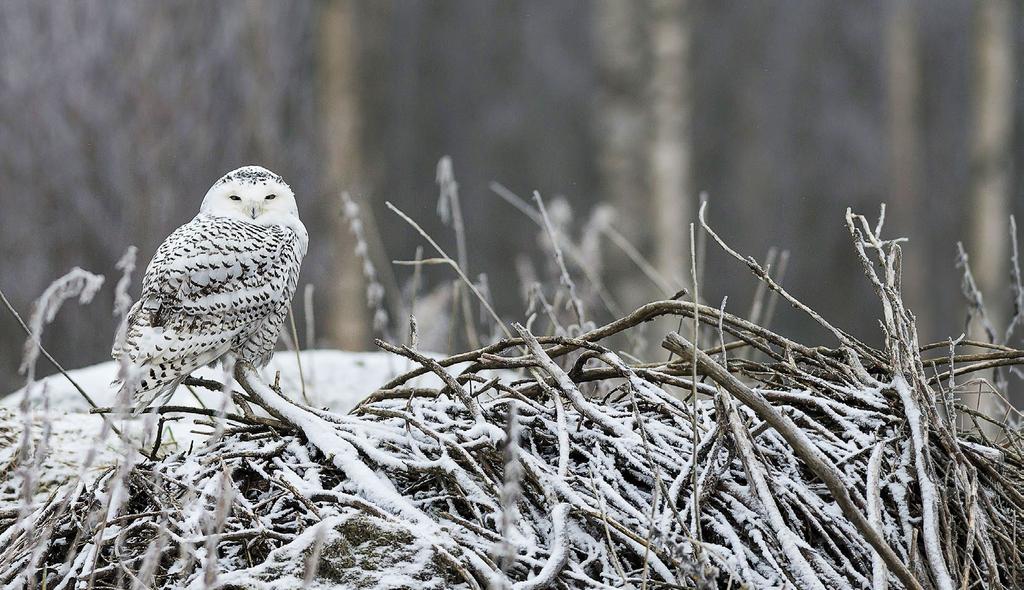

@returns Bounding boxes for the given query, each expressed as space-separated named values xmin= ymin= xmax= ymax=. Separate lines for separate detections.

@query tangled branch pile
xmin=2 ymin=209 xmax=1024 ymax=589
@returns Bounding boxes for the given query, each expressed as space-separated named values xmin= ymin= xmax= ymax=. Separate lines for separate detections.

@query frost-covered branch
xmin=5 ymin=208 xmax=1024 ymax=589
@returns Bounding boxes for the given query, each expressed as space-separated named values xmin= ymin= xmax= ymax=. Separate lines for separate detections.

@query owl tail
xmin=110 ymin=363 xmax=180 ymax=414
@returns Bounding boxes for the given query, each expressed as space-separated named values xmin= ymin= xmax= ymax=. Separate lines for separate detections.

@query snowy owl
xmin=112 ymin=166 xmax=308 ymax=408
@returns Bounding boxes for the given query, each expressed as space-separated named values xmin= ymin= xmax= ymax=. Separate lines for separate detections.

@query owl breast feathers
xmin=112 ymin=213 xmax=305 ymax=408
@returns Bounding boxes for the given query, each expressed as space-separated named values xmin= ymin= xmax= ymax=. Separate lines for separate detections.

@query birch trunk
xmin=648 ymin=0 xmax=693 ymax=290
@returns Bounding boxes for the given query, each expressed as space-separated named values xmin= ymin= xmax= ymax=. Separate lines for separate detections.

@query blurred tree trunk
xmin=966 ymin=0 xmax=1015 ymax=423
xmin=648 ymin=0 xmax=693 ymax=291
xmin=967 ymin=0 xmax=1015 ymax=331
xmin=885 ymin=0 xmax=932 ymax=338
xmin=592 ymin=0 xmax=652 ymax=311
xmin=594 ymin=0 xmax=692 ymax=331
xmin=320 ymin=0 xmax=368 ymax=349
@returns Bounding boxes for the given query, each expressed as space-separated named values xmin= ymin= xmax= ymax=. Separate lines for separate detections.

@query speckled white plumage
xmin=112 ymin=166 xmax=307 ymax=408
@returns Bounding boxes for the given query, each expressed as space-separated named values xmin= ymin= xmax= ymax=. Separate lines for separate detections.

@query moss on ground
xmin=314 ymin=514 xmax=461 ymax=589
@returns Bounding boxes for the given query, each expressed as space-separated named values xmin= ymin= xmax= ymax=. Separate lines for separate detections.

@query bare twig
xmin=386 ymin=201 xmax=512 ymax=340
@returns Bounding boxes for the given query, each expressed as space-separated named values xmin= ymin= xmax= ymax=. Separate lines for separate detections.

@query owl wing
xmin=113 ymin=214 xmax=301 ymax=398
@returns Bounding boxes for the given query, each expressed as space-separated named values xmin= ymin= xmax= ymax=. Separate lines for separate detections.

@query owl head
xmin=201 ymin=166 xmax=300 ymax=225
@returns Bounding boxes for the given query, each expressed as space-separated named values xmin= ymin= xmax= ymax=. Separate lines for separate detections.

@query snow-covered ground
xmin=0 ymin=349 xmax=491 ymax=502
xmin=4 ymin=349 xmax=440 ymax=414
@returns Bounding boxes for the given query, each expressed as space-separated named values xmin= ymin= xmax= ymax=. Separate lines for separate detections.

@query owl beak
xmin=250 ymin=206 xmax=259 ymax=219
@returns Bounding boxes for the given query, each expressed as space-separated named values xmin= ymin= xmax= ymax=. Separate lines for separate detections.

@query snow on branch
xmin=3 ymin=210 xmax=1024 ymax=589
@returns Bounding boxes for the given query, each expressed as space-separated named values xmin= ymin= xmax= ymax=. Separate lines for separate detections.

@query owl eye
xmin=229 ymin=195 xmax=241 ymax=201
xmin=265 ymin=194 xmax=277 ymax=200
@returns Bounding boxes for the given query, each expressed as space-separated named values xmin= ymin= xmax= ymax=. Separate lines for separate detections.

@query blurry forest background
xmin=0 ymin=1 xmax=1021 ymax=404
